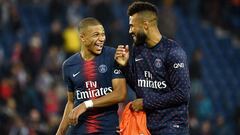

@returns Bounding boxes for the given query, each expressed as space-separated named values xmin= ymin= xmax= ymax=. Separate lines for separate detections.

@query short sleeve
xmin=62 ymin=61 xmax=74 ymax=92
xmin=112 ymin=61 xmax=125 ymax=79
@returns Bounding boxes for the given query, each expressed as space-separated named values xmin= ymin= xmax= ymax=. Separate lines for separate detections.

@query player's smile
xmin=95 ymin=43 xmax=103 ymax=49
xmin=94 ymin=41 xmax=104 ymax=53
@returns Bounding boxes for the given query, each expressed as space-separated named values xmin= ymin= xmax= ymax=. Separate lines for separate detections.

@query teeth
xmin=95 ymin=44 xmax=103 ymax=48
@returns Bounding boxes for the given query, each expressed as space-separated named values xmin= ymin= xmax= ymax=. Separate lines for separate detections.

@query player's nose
xmin=99 ymin=34 xmax=106 ymax=42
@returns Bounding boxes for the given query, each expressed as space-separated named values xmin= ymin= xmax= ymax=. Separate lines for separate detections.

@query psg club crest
xmin=98 ymin=64 xmax=108 ymax=73
xmin=154 ymin=58 xmax=162 ymax=68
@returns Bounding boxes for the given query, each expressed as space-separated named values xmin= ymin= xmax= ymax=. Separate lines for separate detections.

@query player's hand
xmin=116 ymin=126 xmax=121 ymax=134
xmin=68 ymin=103 xmax=87 ymax=126
xmin=114 ymin=45 xmax=129 ymax=66
xmin=131 ymin=98 xmax=143 ymax=111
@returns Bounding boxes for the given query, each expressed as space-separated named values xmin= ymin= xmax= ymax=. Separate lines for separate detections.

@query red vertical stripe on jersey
xmin=84 ymin=60 xmax=96 ymax=81
xmin=83 ymin=60 xmax=100 ymax=133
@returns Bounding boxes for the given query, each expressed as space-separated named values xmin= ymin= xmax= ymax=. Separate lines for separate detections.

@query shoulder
xmin=102 ymin=46 xmax=116 ymax=54
xmin=99 ymin=46 xmax=117 ymax=66
xmin=163 ymin=37 xmax=185 ymax=54
xmin=101 ymin=46 xmax=116 ymax=57
xmin=62 ymin=53 xmax=80 ymax=68
xmin=164 ymin=37 xmax=187 ymax=61
xmin=162 ymin=36 xmax=181 ymax=50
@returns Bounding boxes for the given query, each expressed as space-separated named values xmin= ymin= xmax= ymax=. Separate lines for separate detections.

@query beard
xmin=132 ymin=31 xmax=147 ymax=46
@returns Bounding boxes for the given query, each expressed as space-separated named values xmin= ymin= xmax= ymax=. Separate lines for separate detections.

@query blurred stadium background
xmin=0 ymin=0 xmax=240 ymax=134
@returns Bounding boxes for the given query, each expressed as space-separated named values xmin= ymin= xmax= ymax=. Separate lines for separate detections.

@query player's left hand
xmin=68 ymin=103 xmax=87 ymax=125
xmin=131 ymin=98 xmax=143 ymax=111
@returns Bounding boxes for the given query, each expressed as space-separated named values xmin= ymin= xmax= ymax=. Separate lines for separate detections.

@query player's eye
xmin=92 ymin=33 xmax=99 ymax=37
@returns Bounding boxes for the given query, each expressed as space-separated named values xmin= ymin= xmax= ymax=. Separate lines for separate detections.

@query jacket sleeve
xmin=120 ymin=57 xmax=136 ymax=91
xmin=120 ymin=49 xmax=137 ymax=91
xmin=143 ymin=46 xmax=190 ymax=110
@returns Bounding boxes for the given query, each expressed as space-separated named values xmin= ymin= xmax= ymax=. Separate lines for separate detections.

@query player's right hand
xmin=114 ymin=45 xmax=129 ymax=66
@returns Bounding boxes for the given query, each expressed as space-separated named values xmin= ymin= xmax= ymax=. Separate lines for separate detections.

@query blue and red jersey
xmin=62 ymin=46 xmax=124 ymax=134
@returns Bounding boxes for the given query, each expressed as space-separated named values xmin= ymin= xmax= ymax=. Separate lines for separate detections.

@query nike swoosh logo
xmin=73 ymin=71 xmax=80 ymax=77
xmin=135 ymin=58 xmax=143 ymax=62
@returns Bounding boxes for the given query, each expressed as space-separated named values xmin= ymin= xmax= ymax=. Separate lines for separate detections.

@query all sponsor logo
xmin=137 ymin=71 xmax=167 ymax=90
xmin=114 ymin=69 xmax=121 ymax=74
xmin=75 ymin=81 xmax=113 ymax=99
xmin=173 ymin=63 xmax=184 ymax=69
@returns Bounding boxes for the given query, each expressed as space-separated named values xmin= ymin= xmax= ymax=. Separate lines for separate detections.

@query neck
xmin=80 ymin=47 xmax=95 ymax=61
xmin=145 ymin=28 xmax=162 ymax=48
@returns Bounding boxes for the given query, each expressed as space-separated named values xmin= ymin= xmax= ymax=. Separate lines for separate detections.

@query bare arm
xmin=92 ymin=78 xmax=127 ymax=107
xmin=68 ymin=78 xmax=127 ymax=125
xmin=56 ymin=92 xmax=74 ymax=135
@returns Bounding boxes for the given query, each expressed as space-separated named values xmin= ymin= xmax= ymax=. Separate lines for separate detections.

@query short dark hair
xmin=127 ymin=1 xmax=158 ymax=16
xmin=78 ymin=17 xmax=101 ymax=32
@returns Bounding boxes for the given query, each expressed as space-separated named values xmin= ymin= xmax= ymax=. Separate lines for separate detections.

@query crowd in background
xmin=0 ymin=0 xmax=240 ymax=134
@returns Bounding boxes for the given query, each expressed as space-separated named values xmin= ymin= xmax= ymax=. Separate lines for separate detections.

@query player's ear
xmin=79 ymin=33 xmax=85 ymax=42
xmin=143 ymin=21 xmax=149 ymax=34
xmin=143 ymin=21 xmax=149 ymax=31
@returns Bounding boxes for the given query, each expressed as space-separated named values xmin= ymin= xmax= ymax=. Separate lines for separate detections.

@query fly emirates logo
xmin=76 ymin=81 xmax=112 ymax=100
xmin=138 ymin=71 xmax=167 ymax=89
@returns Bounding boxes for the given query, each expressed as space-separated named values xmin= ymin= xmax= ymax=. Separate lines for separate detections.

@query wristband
xmin=84 ymin=100 xmax=93 ymax=108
